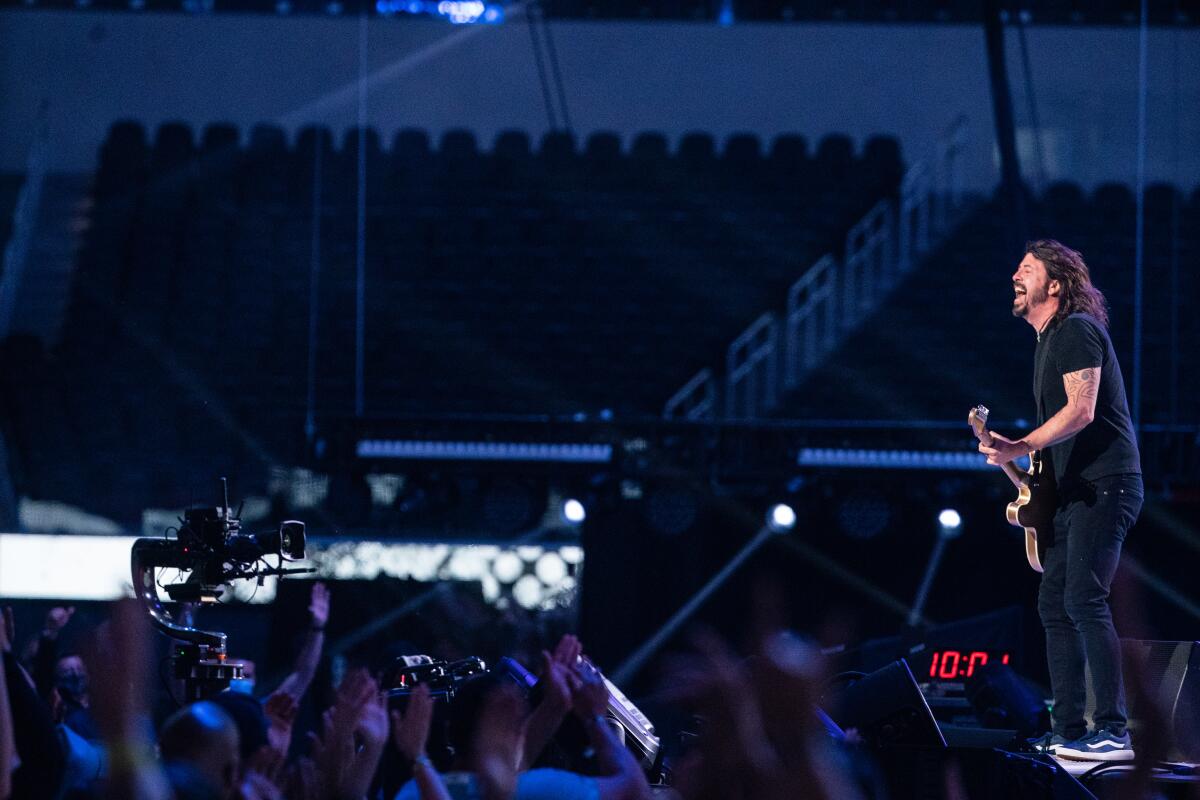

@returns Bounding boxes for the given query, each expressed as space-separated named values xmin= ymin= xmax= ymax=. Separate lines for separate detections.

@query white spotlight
xmin=938 ymin=508 xmax=962 ymax=533
xmin=767 ymin=503 xmax=797 ymax=532
xmin=562 ymin=498 xmax=586 ymax=525
xmin=512 ymin=574 xmax=543 ymax=610
xmin=534 ymin=552 xmax=567 ymax=585
xmin=491 ymin=552 xmax=524 ymax=584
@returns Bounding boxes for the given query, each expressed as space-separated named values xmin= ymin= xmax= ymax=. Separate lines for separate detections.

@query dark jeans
xmin=1037 ymin=473 xmax=1142 ymax=739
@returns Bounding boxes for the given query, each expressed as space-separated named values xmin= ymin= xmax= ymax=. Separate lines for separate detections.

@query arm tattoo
xmin=1064 ymin=368 xmax=1099 ymax=409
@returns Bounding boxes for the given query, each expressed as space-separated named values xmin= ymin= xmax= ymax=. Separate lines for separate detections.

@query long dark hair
xmin=1025 ymin=239 xmax=1109 ymax=328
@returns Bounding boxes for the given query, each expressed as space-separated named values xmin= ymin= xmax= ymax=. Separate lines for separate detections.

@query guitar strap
xmin=1032 ymin=323 xmax=1058 ymax=478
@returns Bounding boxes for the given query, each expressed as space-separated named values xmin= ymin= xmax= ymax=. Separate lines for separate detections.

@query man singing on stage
xmin=978 ymin=239 xmax=1142 ymax=762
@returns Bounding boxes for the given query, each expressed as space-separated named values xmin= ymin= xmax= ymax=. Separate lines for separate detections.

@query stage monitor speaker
xmin=823 ymin=659 xmax=946 ymax=748
xmin=1120 ymin=639 xmax=1200 ymax=761
xmin=966 ymin=662 xmax=1050 ymax=736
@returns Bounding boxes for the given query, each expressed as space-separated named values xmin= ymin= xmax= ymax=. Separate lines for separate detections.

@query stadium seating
xmin=777 ymin=183 xmax=1199 ymax=425
xmin=0 ymin=121 xmax=904 ymax=522
xmin=7 ymin=120 xmax=1191 ymax=527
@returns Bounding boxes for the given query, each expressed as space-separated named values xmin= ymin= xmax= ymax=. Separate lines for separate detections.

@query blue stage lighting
xmin=717 ymin=0 xmax=734 ymax=25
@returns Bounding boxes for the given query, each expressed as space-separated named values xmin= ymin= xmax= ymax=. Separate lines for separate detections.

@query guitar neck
xmin=997 ymin=460 xmax=1025 ymax=488
xmin=974 ymin=421 xmax=1030 ymax=488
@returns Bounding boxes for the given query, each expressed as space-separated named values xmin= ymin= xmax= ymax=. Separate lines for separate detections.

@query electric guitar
xmin=968 ymin=405 xmax=1055 ymax=573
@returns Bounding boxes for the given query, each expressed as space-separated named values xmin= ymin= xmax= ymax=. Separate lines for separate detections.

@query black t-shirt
xmin=1033 ymin=313 xmax=1141 ymax=486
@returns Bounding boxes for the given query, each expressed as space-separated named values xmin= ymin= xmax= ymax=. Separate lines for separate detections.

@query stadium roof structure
xmin=1 ymin=0 xmax=1196 ymax=25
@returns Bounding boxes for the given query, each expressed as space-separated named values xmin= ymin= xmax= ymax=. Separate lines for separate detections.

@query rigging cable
xmin=355 ymin=12 xmax=368 ymax=417
xmin=1131 ymin=0 xmax=1148 ymax=430
xmin=526 ymin=1 xmax=561 ymax=130
xmin=1015 ymin=15 xmax=1048 ymax=195
xmin=538 ymin=2 xmax=573 ymax=133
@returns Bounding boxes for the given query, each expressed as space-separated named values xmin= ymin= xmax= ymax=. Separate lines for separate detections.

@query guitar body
xmin=969 ymin=404 xmax=1057 ymax=573
xmin=1004 ymin=469 xmax=1055 ymax=573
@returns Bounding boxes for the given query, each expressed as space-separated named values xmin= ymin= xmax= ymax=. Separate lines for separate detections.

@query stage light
xmin=357 ymin=439 xmax=612 ymax=463
xmin=534 ymin=552 xmax=567 ymax=585
xmin=437 ymin=0 xmax=484 ymax=22
xmin=562 ymin=498 xmax=586 ymax=525
xmin=768 ymin=503 xmax=797 ymax=532
xmin=512 ymin=574 xmax=542 ymax=609
xmin=938 ymin=508 xmax=962 ymax=534
xmin=492 ymin=551 xmax=524 ymax=583
xmin=717 ymin=0 xmax=734 ymax=25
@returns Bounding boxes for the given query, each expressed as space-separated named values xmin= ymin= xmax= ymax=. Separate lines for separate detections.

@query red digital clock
xmin=927 ymin=649 xmax=1010 ymax=680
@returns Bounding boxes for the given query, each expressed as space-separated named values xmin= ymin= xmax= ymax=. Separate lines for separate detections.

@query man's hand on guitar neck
xmin=977 ymin=431 xmax=1033 ymax=466
xmin=979 ymin=366 xmax=1102 ymax=466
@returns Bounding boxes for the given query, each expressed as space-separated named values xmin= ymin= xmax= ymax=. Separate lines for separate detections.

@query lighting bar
xmin=356 ymin=439 xmax=612 ymax=463
xmin=797 ymin=447 xmax=1027 ymax=471
xmin=0 ymin=534 xmax=583 ymax=609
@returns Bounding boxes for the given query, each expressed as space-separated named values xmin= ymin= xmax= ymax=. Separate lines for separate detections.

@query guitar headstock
xmin=968 ymin=404 xmax=990 ymax=442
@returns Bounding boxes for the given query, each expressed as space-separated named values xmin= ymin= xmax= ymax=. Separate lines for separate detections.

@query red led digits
xmin=938 ymin=650 xmax=961 ymax=678
xmin=928 ymin=650 xmax=1012 ymax=679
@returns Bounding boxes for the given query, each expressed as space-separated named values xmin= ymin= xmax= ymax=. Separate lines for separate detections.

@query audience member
xmin=0 ymin=608 xmax=16 ymax=800
xmin=1 ymin=606 xmax=65 ymax=799
xmin=393 ymin=644 xmax=650 ymax=800
xmin=159 ymin=703 xmax=241 ymax=800
xmin=19 ymin=606 xmax=99 ymax=742
xmin=5 ymin=574 xmax=1181 ymax=800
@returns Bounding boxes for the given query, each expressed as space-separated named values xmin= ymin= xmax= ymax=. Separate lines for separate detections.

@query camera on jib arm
xmin=131 ymin=479 xmax=313 ymax=701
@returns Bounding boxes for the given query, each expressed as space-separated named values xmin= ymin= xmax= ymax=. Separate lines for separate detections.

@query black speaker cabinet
xmin=824 ymin=659 xmax=947 ymax=748
xmin=1086 ymin=639 xmax=1200 ymax=761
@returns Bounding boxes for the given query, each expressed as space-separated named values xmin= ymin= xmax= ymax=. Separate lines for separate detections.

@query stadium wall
xmin=0 ymin=9 xmax=1197 ymax=191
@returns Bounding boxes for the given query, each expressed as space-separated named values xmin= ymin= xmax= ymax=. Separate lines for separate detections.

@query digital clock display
xmin=927 ymin=649 xmax=1010 ymax=680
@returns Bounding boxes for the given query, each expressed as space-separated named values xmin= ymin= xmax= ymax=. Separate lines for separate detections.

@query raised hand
xmin=315 ymin=669 xmax=387 ymax=800
xmin=240 ymin=746 xmax=285 ymax=800
xmin=356 ymin=691 xmax=390 ymax=753
xmin=519 ymin=637 xmax=583 ymax=769
xmin=88 ymin=600 xmax=149 ymax=740
xmin=284 ymin=757 xmax=321 ymax=800
xmin=551 ymin=634 xmax=582 ymax=668
xmin=2 ymin=606 xmax=14 ymax=652
xmin=539 ymin=651 xmax=575 ymax=713
xmin=659 ymin=629 xmax=780 ymax=797
xmin=43 ymin=606 xmax=74 ymax=638
xmin=474 ymin=685 xmax=524 ymax=800
xmin=390 ymin=683 xmax=455 ymax=800
xmin=306 ymin=708 xmax=345 ymax=797
xmin=570 ymin=658 xmax=610 ymax=720
xmin=263 ymin=690 xmax=299 ymax=757
xmin=390 ymin=683 xmax=434 ymax=762
xmin=86 ymin=599 xmax=171 ymax=800
xmin=308 ymin=583 xmax=330 ymax=629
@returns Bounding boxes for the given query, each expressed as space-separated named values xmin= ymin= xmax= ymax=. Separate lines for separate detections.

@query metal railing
xmin=663 ymin=117 xmax=970 ymax=421
xmin=725 ymin=312 xmax=779 ymax=419
xmin=842 ymin=199 xmax=895 ymax=330
xmin=897 ymin=158 xmax=932 ymax=274
xmin=664 ymin=367 xmax=718 ymax=421
xmin=784 ymin=254 xmax=837 ymax=390
xmin=935 ymin=115 xmax=969 ymax=235
xmin=0 ymin=112 xmax=50 ymax=339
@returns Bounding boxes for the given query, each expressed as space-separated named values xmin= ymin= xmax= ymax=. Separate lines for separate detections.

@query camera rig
xmin=131 ymin=479 xmax=313 ymax=700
